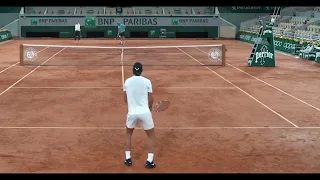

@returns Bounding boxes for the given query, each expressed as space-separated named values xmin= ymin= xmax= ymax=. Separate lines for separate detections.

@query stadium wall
xmin=0 ymin=6 xmax=21 ymax=28
xmin=218 ymin=6 xmax=285 ymax=27
xmin=0 ymin=13 xmax=19 ymax=28
xmin=1 ymin=19 xmax=19 ymax=37
xmin=18 ymin=15 xmax=236 ymax=38
xmin=219 ymin=13 xmax=270 ymax=27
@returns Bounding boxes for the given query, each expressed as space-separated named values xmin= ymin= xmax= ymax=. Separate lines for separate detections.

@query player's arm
xmin=117 ymin=30 xmax=120 ymax=37
xmin=123 ymin=83 xmax=127 ymax=104
xmin=124 ymin=92 xmax=127 ymax=104
xmin=148 ymin=93 xmax=153 ymax=111
xmin=147 ymin=80 xmax=153 ymax=110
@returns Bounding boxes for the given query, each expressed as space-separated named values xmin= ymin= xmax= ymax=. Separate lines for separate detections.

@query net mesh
xmin=20 ymin=44 xmax=226 ymax=66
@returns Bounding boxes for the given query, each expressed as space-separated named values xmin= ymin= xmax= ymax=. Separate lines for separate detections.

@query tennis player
xmin=75 ymin=23 xmax=81 ymax=40
xmin=123 ymin=62 xmax=156 ymax=169
xmin=117 ymin=23 xmax=126 ymax=45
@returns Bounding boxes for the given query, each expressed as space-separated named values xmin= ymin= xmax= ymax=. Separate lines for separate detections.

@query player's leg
xmin=76 ymin=31 xmax=80 ymax=40
xmin=119 ymin=35 xmax=122 ymax=45
xmin=139 ymin=112 xmax=156 ymax=168
xmin=124 ymin=113 xmax=138 ymax=166
xmin=121 ymin=33 xmax=125 ymax=45
xmin=74 ymin=31 xmax=77 ymax=40
xmin=120 ymin=32 xmax=124 ymax=45
xmin=78 ymin=31 xmax=81 ymax=40
xmin=118 ymin=32 xmax=121 ymax=45
xmin=124 ymin=127 xmax=134 ymax=166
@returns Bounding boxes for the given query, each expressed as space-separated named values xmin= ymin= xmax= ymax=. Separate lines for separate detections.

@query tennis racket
xmin=152 ymin=100 xmax=170 ymax=112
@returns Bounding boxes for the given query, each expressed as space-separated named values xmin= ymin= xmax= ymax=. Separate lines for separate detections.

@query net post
xmin=19 ymin=44 xmax=24 ymax=66
xmin=221 ymin=44 xmax=226 ymax=66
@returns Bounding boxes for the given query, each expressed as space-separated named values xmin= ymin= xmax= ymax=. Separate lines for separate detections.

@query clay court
xmin=0 ymin=38 xmax=319 ymax=173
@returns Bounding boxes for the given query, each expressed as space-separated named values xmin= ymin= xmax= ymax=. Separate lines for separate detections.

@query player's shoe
xmin=145 ymin=161 xmax=156 ymax=169
xmin=124 ymin=158 xmax=132 ymax=166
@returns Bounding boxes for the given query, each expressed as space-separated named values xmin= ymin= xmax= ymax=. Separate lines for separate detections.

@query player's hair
xmin=133 ymin=62 xmax=143 ymax=76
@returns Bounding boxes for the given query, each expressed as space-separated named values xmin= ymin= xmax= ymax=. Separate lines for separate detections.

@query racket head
xmin=153 ymin=100 xmax=170 ymax=112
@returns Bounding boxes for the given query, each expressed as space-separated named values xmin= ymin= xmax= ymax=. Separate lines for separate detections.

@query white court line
xmin=195 ymin=47 xmax=320 ymax=112
xmin=0 ymin=126 xmax=319 ymax=130
xmin=121 ymin=47 xmax=124 ymax=86
xmin=0 ymin=62 xmax=19 ymax=74
xmin=0 ymin=47 xmax=66 ymax=97
xmin=0 ymin=46 xmax=49 ymax=75
xmin=177 ymin=47 xmax=298 ymax=128
xmin=11 ymin=86 xmax=237 ymax=89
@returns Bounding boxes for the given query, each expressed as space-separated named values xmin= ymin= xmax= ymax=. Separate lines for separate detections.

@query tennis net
xmin=20 ymin=44 xmax=226 ymax=66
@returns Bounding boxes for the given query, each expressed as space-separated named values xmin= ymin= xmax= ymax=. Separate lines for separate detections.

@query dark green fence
xmin=21 ymin=26 xmax=218 ymax=38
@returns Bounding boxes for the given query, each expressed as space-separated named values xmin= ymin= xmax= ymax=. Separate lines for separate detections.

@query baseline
xmin=0 ymin=47 xmax=66 ymax=96
xmin=11 ymin=86 xmax=237 ymax=89
xmin=177 ymin=47 xmax=298 ymax=128
xmin=121 ymin=47 xmax=124 ymax=86
xmin=195 ymin=47 xmax=320 ymax=112
xmin=0 ymin=126 xmax=318 ymax=129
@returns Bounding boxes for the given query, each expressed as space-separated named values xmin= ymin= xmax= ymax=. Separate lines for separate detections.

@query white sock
xmin=147 ymin=153 xmax=154 ymax=162
xmin=125 ymin=151 xmax=131 ymax=159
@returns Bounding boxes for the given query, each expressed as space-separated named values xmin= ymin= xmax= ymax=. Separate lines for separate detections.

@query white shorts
xmin=126 ymin=112 xmax=154 ymax=130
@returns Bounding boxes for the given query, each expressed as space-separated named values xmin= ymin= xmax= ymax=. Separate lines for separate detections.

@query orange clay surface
xmin=0 ymin=38 xmax=319 ymax=173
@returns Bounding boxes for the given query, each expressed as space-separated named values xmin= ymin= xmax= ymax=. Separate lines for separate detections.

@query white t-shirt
xmin=123 ymin=76 xmax=152 ymax=115
xmin=75 ymin=24 xmax=80 ymax=31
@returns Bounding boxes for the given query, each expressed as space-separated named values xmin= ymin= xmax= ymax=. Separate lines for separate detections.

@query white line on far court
xmin=0 ymin=46 xmax=49 ymax=75
xmin=121 ymin=47 xmax=125 ymax=86
xmin=0 ymin=47 xmax=66 ymax=97
xmin=195 ymin=47 xmax=320 ymax=112
xmin=11 ymin=86 xmax=237 ymax=89
xmin=0 ymin=126 xmax=318 ymax=130
xmin=177 ymin=47 xmax=299 ymax=128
